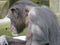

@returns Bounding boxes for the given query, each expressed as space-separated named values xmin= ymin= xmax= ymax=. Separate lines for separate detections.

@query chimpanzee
xmin=1 ymin=0 xmax=37 ymax=45
xmin=0 ymin=0 xmax=60 ymax=45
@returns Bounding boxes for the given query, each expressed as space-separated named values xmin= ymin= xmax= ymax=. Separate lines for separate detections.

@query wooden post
xmin=0 ymin=0 xmax=9 ymax=18
xmin=49 ymin=0 xmax=59 ymax=13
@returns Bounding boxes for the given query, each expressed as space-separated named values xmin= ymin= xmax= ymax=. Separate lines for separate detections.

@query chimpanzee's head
xmin=7 ymin=6 xmax=29 ymax=35
xmin=7 ymin=0 xmax=37 ymax=35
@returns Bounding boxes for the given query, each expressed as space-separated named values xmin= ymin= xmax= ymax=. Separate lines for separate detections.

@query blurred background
xmin=0 ymin=0 xmax=60 ymax=37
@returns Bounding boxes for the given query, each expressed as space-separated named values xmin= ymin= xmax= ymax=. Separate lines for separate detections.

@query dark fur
xmin=27 ymin=7 xmax=60 ymax=45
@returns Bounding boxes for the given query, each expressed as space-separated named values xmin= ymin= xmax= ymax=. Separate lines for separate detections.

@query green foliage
xmin=0 ymin=22 xmax=26 ymax=36
xmin=9 ymin=0 xmax=49 ymax=8
xmin=31 ymin=0 xmax=49 ymax=6
xmin=31 ymin=0 xmax=41 ymax=5
xmin=9 ymin=0 xmax=19 ymax=8
xmin=18 ymin=28 xmax=27 ymax=36
xmin=0 ymin=22 xmax=12 ymax=36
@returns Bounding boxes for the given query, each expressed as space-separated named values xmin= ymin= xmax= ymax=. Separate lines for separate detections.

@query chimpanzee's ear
xmin=25 ymin=8 xmax=29 ymax=16
xmin=11 ymin=8 xmax=18 ymax=18
xmin=11 ymin=8 xmax=18 ymax=13
xmin=25 ymin=8 xmax=29 ymax=13
xmin=11 ymin=8 xmax=15 ymax=13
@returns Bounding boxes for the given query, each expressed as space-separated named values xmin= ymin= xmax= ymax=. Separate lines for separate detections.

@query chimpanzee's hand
xmin=0 ymin=35 xmax=8 ymax=45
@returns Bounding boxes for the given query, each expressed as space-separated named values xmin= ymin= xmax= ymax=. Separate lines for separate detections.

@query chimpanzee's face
xmin=7 ymin=8 xmax=29 ymax=34
xmin=8 ymin=8 xmax=25 ymax=34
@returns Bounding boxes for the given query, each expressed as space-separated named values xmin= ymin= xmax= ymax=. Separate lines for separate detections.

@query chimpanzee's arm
xmin=6 ymin=36 xmax=26 ymax=45
xmin=0 ymin=35 xmax=26 ymax=45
